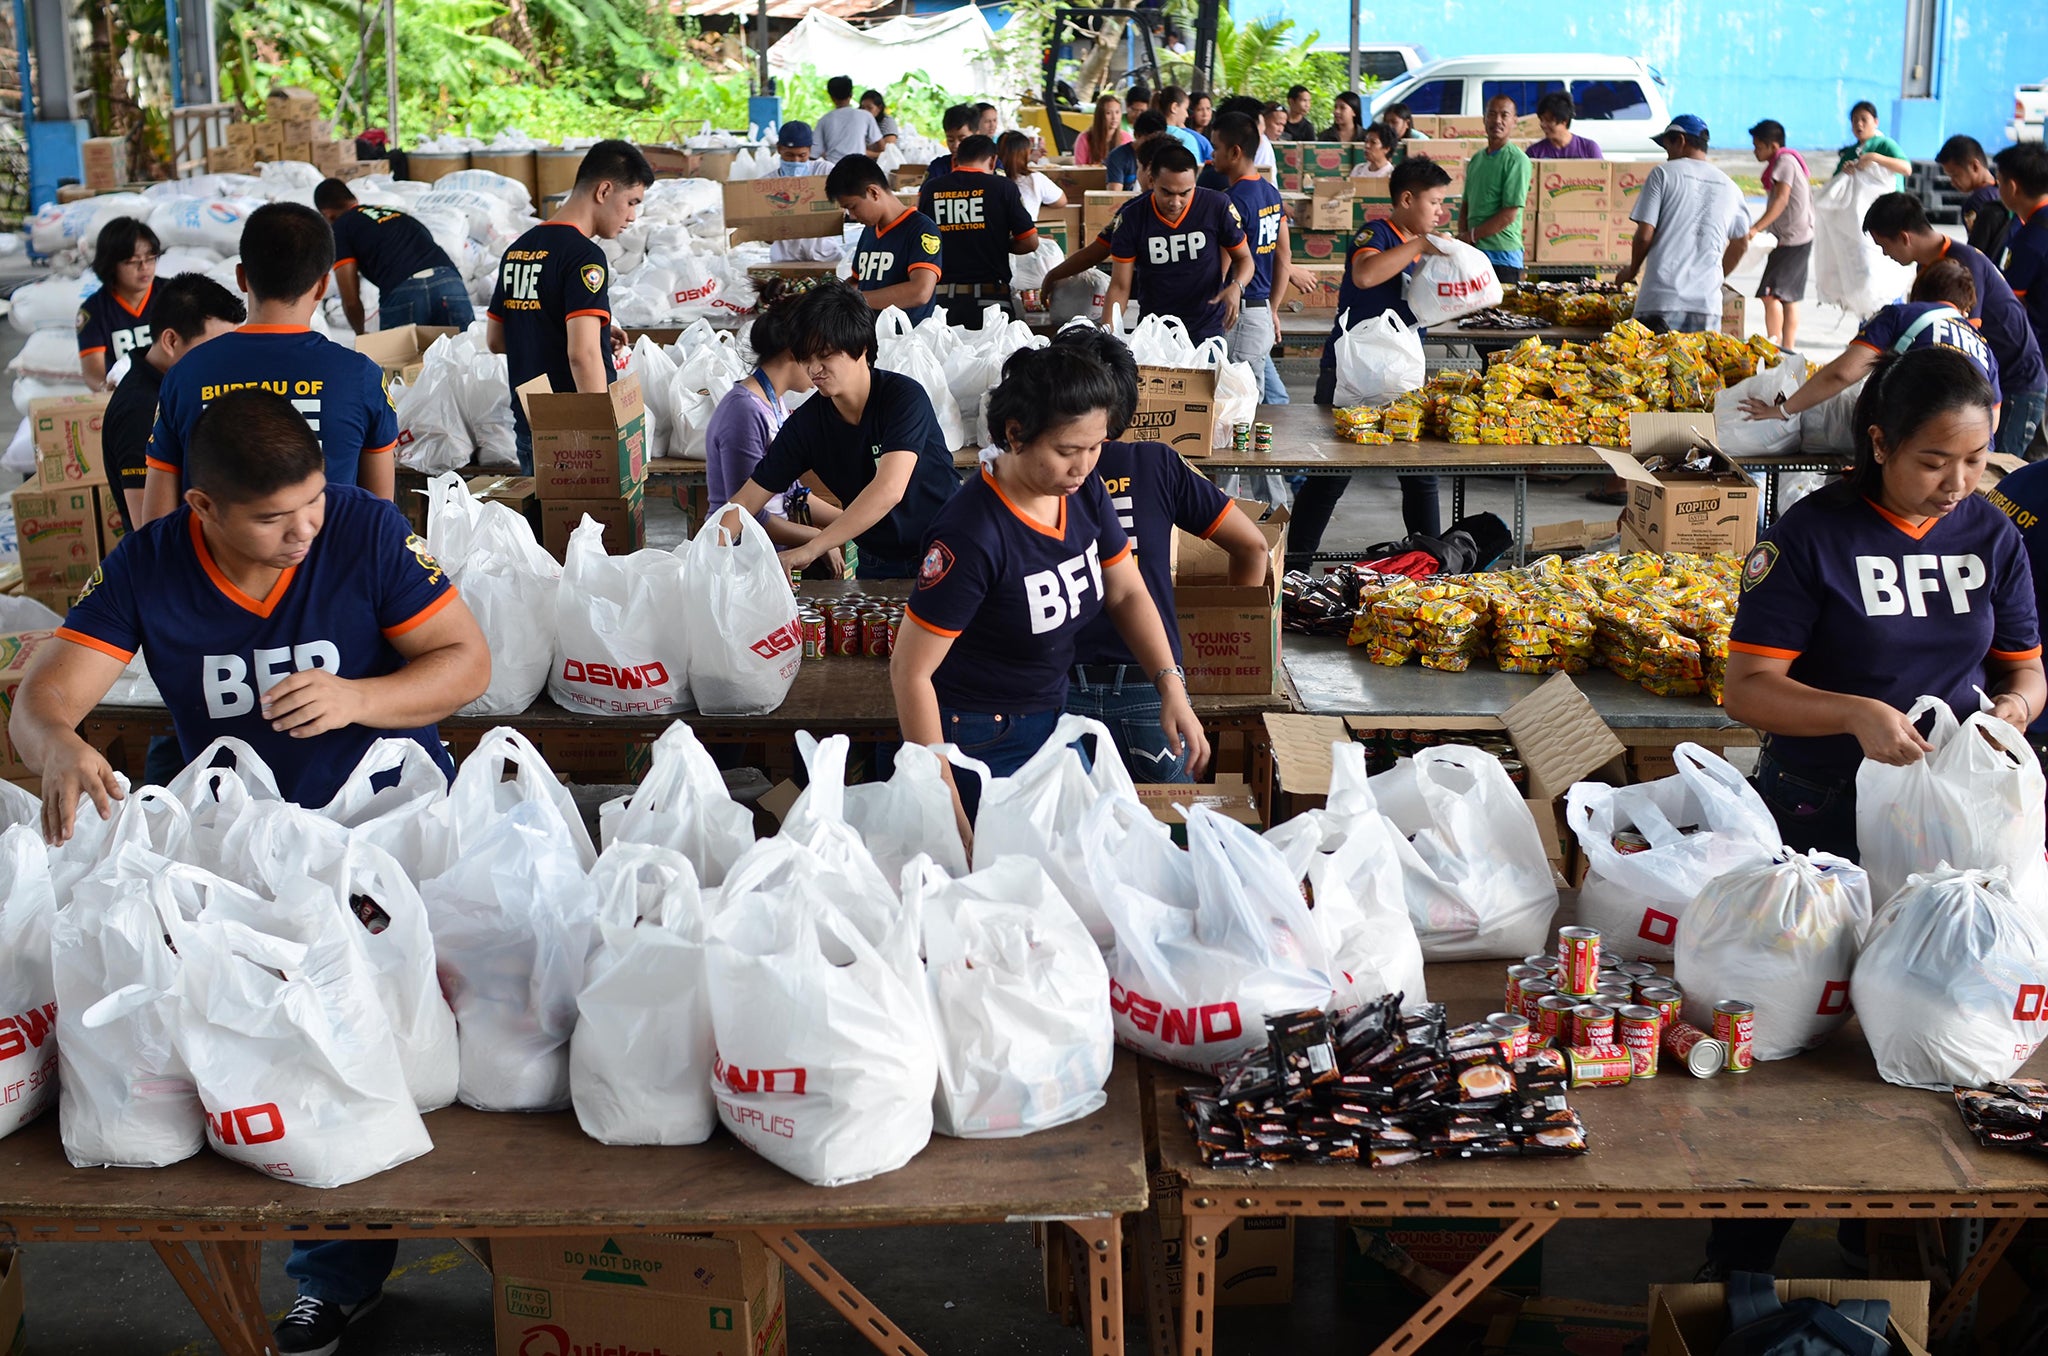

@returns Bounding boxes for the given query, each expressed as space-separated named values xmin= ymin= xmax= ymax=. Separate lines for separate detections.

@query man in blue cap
xmin=1617 ymin=114 xmax=1752 ymax=333
xmin=770 ymin=121 xmax=842 ymax=265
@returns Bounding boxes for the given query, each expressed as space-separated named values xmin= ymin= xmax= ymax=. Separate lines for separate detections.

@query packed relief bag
xmin=160 ymin=737 xmax=284 ymax=878
xmin=828 ymin=741 xmax=979 ymax=882
xmin=315 ymin=737 xmax=451 ymax=885
xmin=599 ymin=722 xmax=754 ymax=887
xmin=1674 ymin=849 xmax=1873 ymax=1060
xmin=1263 ymin=742 xmax=1429 ymax=1014
xmin=1103 ymin=806 xmax=1335 ymax=1076
xmin=1368 ymin=746 xmax=1559 ymax=959
xmin=705 ymin=838 xmax=937 ymax=1186
xmin=1566 ymin=744 xmax=1783 ymax=961
xmin=1332 ymin=309 xmax=1425 ymax=407
xmin=0 ymin=826 xmax=59 ymax=1139
xmin=570 ymin=844 xmax=717 ymax=1146
xmin=1405 ymin=236 xmax=1504 ymax=326
xmin=425 ymin=471 xmax=560 ymax=716
xmin=906 ymin=855 xmax=1113 ymax=1138
xmin=1853 ymin=866 xmax=2048 ymax=1090
xmin=551 ymin=516 xmax=694 ymax=718
xmin=424 ymin=727 xmax=595 ymax=881
xmin=1856 ymin=696 xmax=2048 ymax=909
xmin=681 ymin=505 xmax=803 ymax=716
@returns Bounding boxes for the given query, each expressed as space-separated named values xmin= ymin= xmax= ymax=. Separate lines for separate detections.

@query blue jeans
xmin=1065 ymin=665 xmax=1191 ymax=783
xmin=1260 ymin=355 xmax=1290 ymax=404
xmin=515 ymin=422 xmax=533 ymax=476
xmin=287 ymin=1240 xmax=396 ymax=1305
xmin=1752 ymin=748 xmax=1858 ymax=860
xmin=1999 ymin=386 xmax=2047 ymax=460
xmin=855 ymin=553 xmax=917 ymax=581
xmin=940 ymin=706 xmax=1065 ymax=822
xmin=378 ymin=267 xmax=476 ymax=330
xmin=1637 ymin=310 xmax=1715 ymax=335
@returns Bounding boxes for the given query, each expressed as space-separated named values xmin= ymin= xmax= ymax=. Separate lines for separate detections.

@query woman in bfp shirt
xmin=893 ymin=346 xmax=1211 ymax=831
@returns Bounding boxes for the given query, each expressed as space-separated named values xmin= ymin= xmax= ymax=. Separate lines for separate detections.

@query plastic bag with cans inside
xmin=0 ymin=826 xmax=59 ymax=1140
xmin=599 ymin=722 xmax=755 ymax=888
xmin=680 ymin=504 xmax=802 ymax=716
xmin=550 ymin=517 xmax=694 ymax=718
xmin=1566 ymin=744 xmax=1783 ymax=962
xmin=907 ymin=854 xmax=1113 ymax=1138
xmin=1853 ymin=866 xmax=2048 ymax=1090
xmin=316 ymin=737 xmax=451 ymax=885
xmin=876 ymin=306 xmax=967 ymax=451
xmin=425 ymin=471 xmax=559 ymax=716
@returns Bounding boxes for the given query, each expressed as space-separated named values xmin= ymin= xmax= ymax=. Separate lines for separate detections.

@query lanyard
xmin=752 ymin=368 xmax=786 ymax=427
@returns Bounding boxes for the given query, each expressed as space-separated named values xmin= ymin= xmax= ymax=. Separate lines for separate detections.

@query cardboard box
xmin=1482 ymin=1298 xmax=1644 ymax=1356
xmin=1173 ymin=502 xmax=1286 ymax=695
xmin=1133 ymin=774 xmax=1264 ymax=831
xmin=265 ymin=85 xmax=321 ymax=118
xmin=1611 ymin=160 xmax=1653 ymax=212
xmin=1720 ymin=282 xmax=1745 ymax=338
xmin=1300 ymin=144 xmax=1356 ymax=177
xmin=1084 ymin=190 xmax=1132 ymax=240
xmin=542 ymin=728 xmax=652 ymax=781
xmin=0 ymin=1245 xmax=22 ymax=1356
xmin=1343 ymin=1217 xmax=1544 ymax=1310
xmin=281 ymin=140 xmax=315 ymax=166
xmin=357 ymin=325 xmax=461 ymax=386
xmin=252 ymin=123 xmax=283 ymax=158
xmin=1531 ymin=160 xmax=1612 ymax=212
xmin=1034 ymin=204 xmax=1083 ymax=254
xmin=1132 ymin=365 xmax=1218 ymax=457
xmin=0 ymin=632 xmax=60 ymax=780
xmin=30 ymin=393 xmax=110 ymax=489
xmin=12 ymin=486 xmax=103 ymax=596
xmin=722 ymin=177 xmax=845 ymax=243
xmin=1603 ymin=415 xmax=1759 ymax=556
xmin=1532 ymin=212 xmax=1620 ymax=265
xmin=1308 ymin=177 xmax=1359 ymax=232
xmin=1434 ymin=117 xmax=1487 ymax=140
xmin=521 ymin=375 xmax=646 ymax=499
xmin=1276 ymin=263 xmax=1343 ymax=313
xmin=492 ymin=1233 xmax=786 ymax=1356
xmin=93 ymin=485 xmax=126 ymax=557
xmin=1646 ymin=1281 xmax=1930 ymax=1356
xmin=1426 ymin=137 xmax=1488 ymax=164
xmin=1288 ymin=227 xmax=1349 ymax=262
xmin=1143 ymin=1185 xmax=1297 ymax=1309
xmin=279 ymin=117 xmax=317 ymax=146
xmin=1042 ymin=162 xmax=1107 ymax=200
xmin=82 ymin=136 xmax=129 ymax=190
xmin=312 ymin=140 xmax=346 ymax=175
xmin=540 ymin=486 xmax=647 ymax=560
xmin=224 ymin=121 xmax=256 ymax=151
xmin=205 ymin=146 xmax=256 ymax=176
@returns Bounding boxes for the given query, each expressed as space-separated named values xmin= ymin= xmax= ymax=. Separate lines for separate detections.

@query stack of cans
xmin=1253 ymin=421 xmax=1274 ymax=455
xmin=805 ymin=596 xmax=903 ymax=659
xmin=1232 ymin=421 xmax=1254 ymax=455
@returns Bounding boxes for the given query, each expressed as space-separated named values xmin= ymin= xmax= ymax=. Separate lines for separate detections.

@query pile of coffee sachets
xmin=1177 ymin=997 xmax=1591 ymax=1170
xmin=1954 ymin=1079 xmax=2048 ymax=1154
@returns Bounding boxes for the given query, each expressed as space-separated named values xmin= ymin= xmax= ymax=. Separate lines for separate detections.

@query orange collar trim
xmin=1865 ymin=497 xmax=1940 ymax=541
xmin=190 ymin=515 xmax=298 ymax=617
xmin=981 ymin=466 xmax=1066 ymax=540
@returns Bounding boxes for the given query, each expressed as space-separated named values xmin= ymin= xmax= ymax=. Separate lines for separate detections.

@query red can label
xmin=1505 ymin=965 xmax=1544 ymax=1016
xmin=1571 ymin=1003 xmax=1614 ymax=1050
xmin=1617 ymin=1006 xmax=1660 ymax=1078
xmin=1712 ymin=1002 xmax=1755 ymax=1072
xmin=1557 ymin=927 xmax=1602 ymax=996
xmin=800 ymin=615 xmax=826 ymax=660
xmin=1517 ymin=977 xmax=1559 ymax=1020
xmin=862 ymin=612 xmax=891 ymax=658
xmin=831 ymin=615 xmax=861 ymax=657
xmin=1567 ymin=1045 xmax=1632 ymax=1087
xmin=1534 ymin=995 xmax=1577 ymax=1049
xmin=1638 ymin=987 xmax=1682 ymax=1031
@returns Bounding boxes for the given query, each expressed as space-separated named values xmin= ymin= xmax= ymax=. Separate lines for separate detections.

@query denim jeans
xmin=1065 ymin=665 xmax=1191 ymax=783
xmin=377 ymin=267 xmax=476 ymax=330
xmin=1227 ymin=302 xmax=1276 ymax=370
xmin=855 ymin=553 xmax=917 ymax=581
xmin=286 ymin=1240 xmax=397 ymax=1305
xmin=1293 ymin=367 xmax=1440 ymax=566
xmin=1999 ymin=385 xmax=2047 ymax=460
xmin=514 ymin=422 xmax=534 ymax=476
xmin=1751 ymin=748 xmax=1858 ymax=860
xmin=1636 ymin=310 xmax=1715 ymax=335
xmin=1260 ymin=354 xmax=1290 ymax=404
xmin=940 ymin=706 xmax=1066 ymax=821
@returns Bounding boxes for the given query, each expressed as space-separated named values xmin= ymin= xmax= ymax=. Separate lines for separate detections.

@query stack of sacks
xmin=6 ymin=275 xmax=92 ymax=457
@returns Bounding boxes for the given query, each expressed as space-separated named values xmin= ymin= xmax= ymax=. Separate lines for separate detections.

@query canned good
xmin=1522 ymin=953 xmax=1562 ymax=975
xmin=799 ymin=611 xmax=826 ymax=660
xmin=1613 ymin=830 xmax=1654 ymax=854
xmin=1534 ymin=994 xmax=1578 ymax=1049
xmin=1712 ymin=1000 xmax=1756 ymax=1072
xmin=863 ymin=611 xmax=892 ymax=658
xmin=1517 ymin=976 xmax=1560 ymax=1019
xmin=1557 ymin=926 xmax=1602 ymax=996
xmin=1617 ymin=1005 xmax=1661 ymax=1078
xmin=1498 ymin=758 xmax=1528 ymax=791
xmin=830 ymin=612 xmax=861 ymax=656
xmin=1571 ymin=1003 xmax=1615 ymax=1049
xmin=1637 ymin=986 xmax=1683 ymax=1031
xmin=1567 ymin=1045 xmax=1633 ymax=1088
xmin=1487 ymin=1011 xmax=1533 ymax=1061
xmin=1617 ymin=960 xmax=1658 ymax=980
xmin=888 ymin=612 xmax=901 ymax=651
xmin=1663 ymin=1021 xmax=1726 ymax=1078
xmin=1595 ymin=980 xmax=1635 ymax=1003
xmin=1505 ymin=964 xmax=1546 ymax=1014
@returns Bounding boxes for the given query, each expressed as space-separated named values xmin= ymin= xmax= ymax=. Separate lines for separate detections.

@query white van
xmin=1368 ymin=54 xmax=1675 ymax=159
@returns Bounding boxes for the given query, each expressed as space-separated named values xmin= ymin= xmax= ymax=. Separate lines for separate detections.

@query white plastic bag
xmin=828 ymin=741 xmax=976 ymax=882
xmin=570 ymin=844 xmax=716 ymax=1145
xmin=0 ymin=826 xmax=58 ymax=1139
xmin=1856 ymin=697 xmax=2048 ymax=909
xmin=875 ymin=308 xmax=967 ymax=451
xmin=1370 ymin=746 xmax=1559 ymax=959
xmin=1209 ymin=353 xmax=1260 ymax=449
xmin=393 ymin=356 xmax=474 ymax=473
xmin=907 ymin=855 xmax=1113 ymax=1138
xmin=601 ymin=722 xmax=754 ymax=887
xmin=316 ymin=737 xmax=450 ymax=883
xmin=682 ymin=505 xmax=803 ymax=715
xmin=551 ymin=517 xmax=694 ymax=717
xmin=1712 ymin=360 xmax=1806 ymax=459
xmin=975 ymin=715 xmax=1141 ymax=947
xmin=1566 ymin=745 xmax=1783 ymax=961
xmin=1009 ymin=237 xmax=1065 ymax=295
xmin=427 ymin=727 xmax=594 ymax=880
xmin=162 ymin=737 xmax=283 ymax=875
xmin=1102 ymin=806 xmax=1335 ymax=1075
xmin=1333 ymin=309 xmax=1426 ymax=407
xmin=425 ymin=471 xmax=560 ymax=715
xmin=1675 ymin=849 xmax=1873 ymax=1060
xmin=1405 ymin=236 xmax=1503 ymax=327
xmin=1814 ymin=166 xmax=1915 ymax=318
xmin=1854 ymin=866 xmax=2048 ymax=1090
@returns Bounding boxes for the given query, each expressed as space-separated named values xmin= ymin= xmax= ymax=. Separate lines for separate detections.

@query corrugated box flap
xmin=1496 ymin=672 xmax=1626 ymax=800
xmin=1263 ymin=713 xmax=1351 ymax=796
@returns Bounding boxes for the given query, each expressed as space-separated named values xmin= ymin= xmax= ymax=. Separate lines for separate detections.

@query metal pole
xmin=756 ymin=0 xmax=769 ymax=92
xmin=12 ymin=0 xmax=31 ymax=130
xmin=164 ymin=0 xmax=183 ymax=113
xmin=1348 ymin=0 xmax=1360 ymax=94
xmin=384 ymin=0 xmax=397 ymax=140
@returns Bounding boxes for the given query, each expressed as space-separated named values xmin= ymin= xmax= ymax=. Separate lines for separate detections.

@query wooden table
xmin=0 ymin=1057 xmax=1150 ymax=1356
xmin=1151 ymin=963 xmax=2048 ymax=1356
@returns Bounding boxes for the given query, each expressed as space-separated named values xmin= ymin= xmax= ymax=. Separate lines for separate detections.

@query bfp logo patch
xmin=919 ymin=541 xmax=954 ymax=588
xmin=404 ymin=533 xmax=445 ymax=586
xmin=1741 ymin=541 xmax=1778 ymax=591
xmin=580 ymin=263 xmax=606 ymax=294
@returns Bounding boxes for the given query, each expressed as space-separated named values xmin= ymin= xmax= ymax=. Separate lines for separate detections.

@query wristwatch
xmin=1153 ymin=664 xmax=1187 ymax=690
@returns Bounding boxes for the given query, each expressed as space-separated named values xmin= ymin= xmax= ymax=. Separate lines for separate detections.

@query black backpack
xmin=1714 ymin=1272 xmax=1893 ymax=1356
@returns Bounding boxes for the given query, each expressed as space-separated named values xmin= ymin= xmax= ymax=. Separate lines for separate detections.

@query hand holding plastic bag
xmin=1405 ymin=236 xmax=1503 ymax=326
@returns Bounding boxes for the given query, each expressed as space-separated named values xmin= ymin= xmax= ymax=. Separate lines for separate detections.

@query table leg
xmin=1931 ymin=1215 xmax=2025 ymax=1341
xmin=1451 ymin=475 xmax=1467 ymax=524
xmin=1175 ymin=1205 xmax=1232 ymax=1356
xmin=1368 ymin=1216 xmax=1555 ymax=1356
xmin=1138 ymin=1206 xmax=1180 ymax=1356
xmin=152 ymin=1239 xmax=275 ymax=1356
xmin=1512 ymin=474 xmax=1528 ymax=566
xmin=1066 ymin=1216 xmax=1126 ymax=1356
xmin=754 ymin=1228 xmax=928 ymax=1356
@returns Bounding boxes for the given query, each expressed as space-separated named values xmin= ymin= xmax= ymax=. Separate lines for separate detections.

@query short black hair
xmin=1286 ymin=84 xmax=1310 ymax=100
xmin=1862 ymin=191 xmax=1931 ymax=239
xmin=312 ymin=177 xmax=357 ymax=212
xmin=1536 ymin=91 xmax=1574 ymax=125
xmin=574 ymin=140 xmax=655 ymax=192
xmin=1850 ymin=100 xmax=1879 ymax=122
xmin=187 ymin=390 xmax=325 ymax=505
xmin=942 ymin=104 xmax=975 ymax=134
xmin=1049 ymin=324 xmax=1139 ymax=436
xmin=240 ymin=203 xmax=335 ymax=302
xmin=1936 ymin=134 xmax=1986 ymax=168
xmin=747 ymin=290 xmax=804 ymax=364
xmin=954 ymin=134 xmax=998 ymax=166
xmin=1384 ymin=102 xmax=1414 ymax=127
xmin=860 ymin=89 xmax=885 ymax=110
xmin=89 ymin=217 xmax=163 ymax=289
xmin=1127 ymin=85 xmax=1151 ymax=104
xmin=1261 ymin=101 xmax=1284 ymax=117
xmin=826 ymin=154 xmax=890 ymax=199
xmin=1362 ymin=122 xmax=1395 ymax=151
xmin=1159 ymin=85 xmax=1189 ymax=112
xmin=1133 ymin=110 xmax=1169 ymax=139
xmin=1910 ymin=257 xmax=1977 ymax=312
xmin=1996 ymin=143 xmax=2048 ymax=198
xmin=1389 ymin=156 xmax=1452 ymax=202
xmin=787 ymin=281 xmax=878 ymax=365
xmin=971 ymin=101 xmax=996 ymax=117
xmin=1149 ymin=141 xmax=1198 ymax=178
xmin=1135 ymin=135 xmax=1175 ymax=172
xmin=828 ymin=75 xmax=854 ymax=102
xmin=1748 ymin=119 xmax=1787 ymax=147
xmin=152 ymin=271 xmax=246 ymax=343
xmin=1209 ymin=111 xmax=1259 ymax=160
xmin=985 ymin=346 xmax=1126 ymax=452
xmin=1217 ymin=95 xmax=1263 ymax=119
xmin=1838 ymin=347 xmax=1995 ymax=498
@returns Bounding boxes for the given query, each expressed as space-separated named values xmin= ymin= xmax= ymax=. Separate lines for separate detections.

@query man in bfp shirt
xmin=103 ymin=272 xmax=246 ymax=536
xmin=827 ymin=154 xmax=942 ymax=324
xmin=918 ymin=134 xmax=1039 ymax=328
xmin=1211 ymin=112 xmax=1309 ymax=387
xmin=488 ymin=140 xmax=653 ymax=473
xmin=314 ymin=178 xmax=474 ymax=334
xmin=140 ymin=203 xmax=399 ymax=526
xmin=1104 ymin=140 xmax=1253 ymax=343
xmin=1993 ymin=144 xmax=2048 ymax=455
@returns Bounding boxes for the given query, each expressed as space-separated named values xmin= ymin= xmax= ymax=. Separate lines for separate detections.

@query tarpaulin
xmin=768 ymin=9 xmax=999 ymax=97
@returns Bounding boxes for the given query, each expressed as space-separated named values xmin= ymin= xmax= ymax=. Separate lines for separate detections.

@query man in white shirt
xmin=815 ymin=75 xmax=883 ymax=164
xmin=1619 ymin=114 xmax=1751 ymax=333
xmin=767 ymin=123 xmax=842 ymax=264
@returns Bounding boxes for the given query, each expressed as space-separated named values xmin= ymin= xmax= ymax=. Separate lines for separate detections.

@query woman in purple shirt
xmin=704 ymin=294 xmax=842 ymax=566
xmin=1526 ymin=92 xmax=1602 ymax=160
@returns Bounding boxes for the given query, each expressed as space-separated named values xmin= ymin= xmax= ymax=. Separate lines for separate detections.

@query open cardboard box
xmin=1171 ymin=500 xmax=1287 ymax=696
xmin=517 ymin=374 xmax=647 ymax=500
xmin=356 ymin=325 xmax=460 ymax=385
xmin=1598 ymin=414 xmax=1758 ymax=557
xmin=722 ymin=177 xmax=844 ymax=243
xmin=1133 ymin=773 xmax=1264 ymax=837
xmin=1646 ymin=1280 xmax=1930 ymax=1356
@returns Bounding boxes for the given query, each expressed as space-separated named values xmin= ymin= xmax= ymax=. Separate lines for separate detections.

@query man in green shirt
xmin=1836 ymin=99 xmax=1911 ymax=190
xmin=1459 ymin=94 xmax=1534 ymax=282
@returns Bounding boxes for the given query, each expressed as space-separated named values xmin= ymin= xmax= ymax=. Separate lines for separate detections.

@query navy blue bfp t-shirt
xmin=488 ymin=222 xmax=615 ymax=438
xmin=76 ymin=281 xmax=157 ymax=367
xmin=1324 ymin=219 xmax=1422 ymax=370
xmin=851 ymin=208 xmax=944 ymax=325
xmin=1224 ymin=174 xmax=1287 ymax=303
xmin=1929 ymin=237 xmax=2047 ymax=397
xmin=1108 ymin=186 xmax=1248 ymax=341
xmin=1853 ymin=302 xmax=2001 ymax=403
xmin=917 ymin=168 xmax=1037 ymax=287
xmin=747 ymin=367 xmax=961 ymax=566
xmin=1984 ymin=458 xmax=2048 ymax=735
xmin=1072 ymin=438 xmax=1233 ymax=667
xmin=331 ymin=205 xmax=458 ymax=293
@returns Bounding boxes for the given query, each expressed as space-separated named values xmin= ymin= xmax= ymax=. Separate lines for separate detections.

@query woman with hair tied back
xmin=77 ymin=216 xmax=163 ymax=388
xmin=891 ymin=344 xmax=1211 ymax=841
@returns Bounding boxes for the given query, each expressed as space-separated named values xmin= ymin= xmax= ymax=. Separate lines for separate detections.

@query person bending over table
xmin=7 ymin=389 xmax=490 ymax=1356
xmin=1052 ymin=325 xmax=1268 ymax=781
xmin=891 ymin=344 xmax=1210 ymax=838
xmin=728 ymin=281 xmax=961 ymax=581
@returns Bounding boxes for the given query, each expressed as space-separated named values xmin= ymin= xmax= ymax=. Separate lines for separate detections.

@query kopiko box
xmin=1602 ymin=414 xmax=1758 ymax=557
xmin=31 ymin=393 xmax=111 ymax=489
xmin=1533 ymin=161 xmax=1613 ymax=212
xmin=0 ymin=631 xmax=60 ymax=781
xmin=519 ymin=374 xmax=647 ymax=499
xmin=11 ymin=485 xmax=105 ymax=600
xmin=1172 ymin=501 xmax=1288 ymax=695
xmin=1132 ymin=365 xmax=1219 ymax=457
xmin=723 ymin=176 xmax=846 ymax=243
xmin=491 ymin=1232 xmax=787 ymax=1356
xmin=539 ymin=484 xmax=648 ymax=561
xmin=355 ymin=325 xmax=461 ymax=386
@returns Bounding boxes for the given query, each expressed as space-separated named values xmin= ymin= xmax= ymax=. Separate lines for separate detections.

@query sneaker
xmin=1692 ymin=1259 xmax=1728 ymax=1284
xmin=275 ymin=1292 xmax=382 ymax=1356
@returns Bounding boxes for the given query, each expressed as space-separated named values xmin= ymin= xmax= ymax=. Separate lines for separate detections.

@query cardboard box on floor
xmin=1646 ymin=1280 xmax=1931 ymax=1356
xmin=0 ymin=632 xmax=60 ymax=780
xmin=519 ymin=374 xmax=647 ymax=500
xmin=1482 ymin=1297 xmax=1644 ymax=1356
xmin=29 ymin=392 xmax=111 ymax=489
xmin=1142 ymin=1174 xmax=1297 ymax=1309
xmin=1133 ymin=773 xmax=1264 ymax=834
xmin=1132 ymin=366 xmax=1218 ymax=458
xmin=356 ymin=325 xmax=461 ymax=386
xmin=492 ymin=1232 xmax=786 ymax=1356
xmin=722 ymin=177 xmax=844 ymax=243
xmin=12 ymin=485 xmax=104 ymax=601
xmin=1171 ymin=500 xmax=1287 ymax=696
xmin=82 ymin=137 xmax=129 ymax=191
xmin=1600 ymin=414 xmax=1758 ymax=557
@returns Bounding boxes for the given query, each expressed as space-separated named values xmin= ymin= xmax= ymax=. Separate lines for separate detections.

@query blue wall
xmin=1236 ymin=0 xmax=2048 ymax=158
